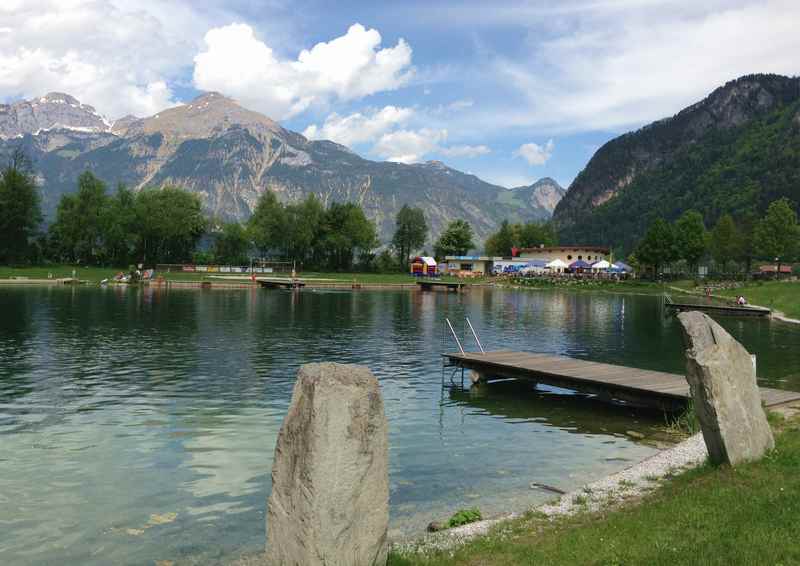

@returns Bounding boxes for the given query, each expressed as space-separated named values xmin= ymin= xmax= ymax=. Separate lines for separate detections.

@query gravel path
xmin=395 ymin=432 xmax=708 ymax=555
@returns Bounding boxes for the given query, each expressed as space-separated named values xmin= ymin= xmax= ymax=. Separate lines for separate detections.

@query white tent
xmin=591 ymin=260 xmax=611 ymax=270
xmin=546 ymin=258 xmax=568 ymax=270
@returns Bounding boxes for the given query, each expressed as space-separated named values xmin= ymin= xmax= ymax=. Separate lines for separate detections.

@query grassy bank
xmin=0 ymin=265 xmax=488 ymax=286
xmin=715 ymin=280 xmax=800 ymax=320
xmin=499 ymin=277 xmax=681 ymax=295
xmin=390 ymin=413 xmax=800 ymax=566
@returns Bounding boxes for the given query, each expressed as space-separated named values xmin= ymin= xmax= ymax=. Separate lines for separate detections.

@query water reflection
xmin=1 ymin=286 xmax=799 ymax=565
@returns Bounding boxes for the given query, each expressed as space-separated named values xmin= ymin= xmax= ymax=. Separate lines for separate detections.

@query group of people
xmin=703 ymin=286 xmax=747 ymax=306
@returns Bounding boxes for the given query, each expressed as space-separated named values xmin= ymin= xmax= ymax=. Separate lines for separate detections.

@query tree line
xmin=0 ymin=152 xmax=486 ymax=271
xmin=633 ymin=198 xmax=800 ymax=276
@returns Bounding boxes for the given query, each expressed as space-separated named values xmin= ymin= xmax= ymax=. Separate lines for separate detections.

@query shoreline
xmin=393 ymin=432 xmax=708 ymax=555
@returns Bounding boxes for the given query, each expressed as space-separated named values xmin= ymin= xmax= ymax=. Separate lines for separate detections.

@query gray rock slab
xmin=677 ymin=311 xmax=774 ymax=465
xmin=265 ymin=362 xmax=389 ymax=566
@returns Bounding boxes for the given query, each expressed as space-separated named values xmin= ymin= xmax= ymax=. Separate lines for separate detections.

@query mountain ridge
xmin=0 ymin=91 xmax=563 ymax=243
xmin=552 ymin=73 xmax=800 ymax=251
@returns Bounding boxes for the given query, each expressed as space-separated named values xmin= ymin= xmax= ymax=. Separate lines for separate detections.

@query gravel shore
xmin=395 ymin=432 xmax=708 ymax=555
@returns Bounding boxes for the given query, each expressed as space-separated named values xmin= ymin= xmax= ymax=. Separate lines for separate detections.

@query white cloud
xmin=373 ymin=128 xmax=447 ymax=164
xmin=371 ymin=127 xmax=490 ymax=163
xmin=193 ymin=22 xmax=414 ymax=119
xmin=303 ymin=105 xmax=414 ymax=146
xmin=398 ymin=0 xmax=800 ymax=137
xmin=514 ymin=140 xmax=554 ymax=165
xmin=440 ymin=144 xmax=491 ymax=158
xmin=0 ymin=0 xmax=228 ymax=117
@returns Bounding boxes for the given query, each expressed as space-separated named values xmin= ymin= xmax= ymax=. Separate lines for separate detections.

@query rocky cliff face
xmin=0 ymin=92 xmax=558 ymax=242
xmin=553 ymin=74 xmax=800 ymax=237
xmin=511 ymin=178 xmax=566 ymax=215
xmin=0 ymin=92 xmax=109 ymax=138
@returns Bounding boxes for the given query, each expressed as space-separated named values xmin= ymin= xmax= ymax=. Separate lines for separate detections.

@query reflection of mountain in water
xmin=447 ymin=379 xmax=673 ymax=442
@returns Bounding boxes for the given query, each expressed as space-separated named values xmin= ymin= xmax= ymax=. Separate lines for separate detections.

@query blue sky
xmin=2 ymin=0 xmax=798 ymax=189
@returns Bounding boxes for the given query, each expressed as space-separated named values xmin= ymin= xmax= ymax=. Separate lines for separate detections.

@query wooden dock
xmin=665 ymin=302 xmax=771 ymax=317
xmin=417 ymin=280 xmax=467 ymax=291
xmin=258 ymin=278 xmax=305 ymax=290
xmin=663 ymin=295 xmax=771 ymax=317
xmin=445 ymin=350 xmax=800 ymax=411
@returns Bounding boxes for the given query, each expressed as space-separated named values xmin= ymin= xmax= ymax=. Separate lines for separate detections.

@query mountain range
xmin=0 ymin=92 xmax=564 ymax=243
xmin=553 ymin=74 xmax=800 ymax=252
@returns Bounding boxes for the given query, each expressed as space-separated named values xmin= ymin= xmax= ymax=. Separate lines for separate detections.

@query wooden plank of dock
xmin=445 ymin=350 xmax=800 ymax=411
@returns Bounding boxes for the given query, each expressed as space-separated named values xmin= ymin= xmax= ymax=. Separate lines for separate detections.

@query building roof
xmin=519 ymin=245 xmax=611 ymax=254
xmin=759 ymin=264 xmax=792 ymax=273
xmin=445 ymin=256 xmax=499 ymax=261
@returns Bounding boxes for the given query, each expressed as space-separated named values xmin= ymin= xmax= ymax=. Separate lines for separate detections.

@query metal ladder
xmin=443 ymin=316 xmax=485 ymax=355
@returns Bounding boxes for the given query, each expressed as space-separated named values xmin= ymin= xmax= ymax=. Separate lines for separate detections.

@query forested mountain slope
xmin=553 ymin=74 xmax=800 ymax=252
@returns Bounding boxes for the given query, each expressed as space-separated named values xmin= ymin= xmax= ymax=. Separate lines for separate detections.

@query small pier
xmin=444 ymin=350 xmax=800 ymax=411
xmin=664 ymin=295 xmax=771 ymax=317
xmin=258 ymin=278 xmax=305 ymax=290
xmin=417 ymin=280 xmax=467 ymax=292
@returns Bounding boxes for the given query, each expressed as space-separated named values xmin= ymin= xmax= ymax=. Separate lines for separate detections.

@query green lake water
xmin=1 ymin=286 xmax=799 ymax=565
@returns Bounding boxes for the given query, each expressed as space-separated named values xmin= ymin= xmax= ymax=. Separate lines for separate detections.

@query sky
xmin=1 ymin=0 xmax=798 ymax=189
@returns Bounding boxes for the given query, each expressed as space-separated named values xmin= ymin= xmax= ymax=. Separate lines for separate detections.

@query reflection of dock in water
xmin=417 ymin=280 xmax=466 ymax=292
xmin=444 ymin=350 xmax=800 ymax=412
xmin=447 ymin=379 xmax=672 ymax=441
xmin=257 ymin=278 xmax=305 ymax=290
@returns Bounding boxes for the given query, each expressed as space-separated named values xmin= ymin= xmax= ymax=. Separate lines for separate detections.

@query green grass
xmin=0 ymin=265 xmax=489 ymax=286
xmin=715 ymin=280 xmax=800 ymax=319
xmin=391 ymin=416 xmax=800 ymax=566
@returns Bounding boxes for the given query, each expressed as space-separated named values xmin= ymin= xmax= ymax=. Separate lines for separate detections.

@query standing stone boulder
xmin=677 ymin=311 xmax=774 ymax=465
xmin=265 ymin=363 xmax=389 ymax=566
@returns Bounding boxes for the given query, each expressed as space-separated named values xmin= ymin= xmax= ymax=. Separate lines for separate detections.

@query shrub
xmin=447 ymin=507 xmax=482 ymax=528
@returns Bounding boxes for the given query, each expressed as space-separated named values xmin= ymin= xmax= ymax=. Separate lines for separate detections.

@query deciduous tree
xmin=392 ymin=205 xmax=427 ymax=268
xmin=754 ymin=198 xmax=799 ymax=272
xmin=0 ymin=149 xmax=41 ymax=264
xmin=434 ymin=219 xmax=475 ymax=259
xmin=709 ymin=214 xmax=740 ymax=272
xmin=675 ymin=210 xmax=707 ymax=273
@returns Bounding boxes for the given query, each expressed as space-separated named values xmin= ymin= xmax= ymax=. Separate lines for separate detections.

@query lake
xmin=2 ymin=286 xmax=799 ymax=565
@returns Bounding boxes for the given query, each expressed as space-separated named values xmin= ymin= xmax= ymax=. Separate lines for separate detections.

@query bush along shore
xmin=389 ymin=407 xmax=800 ymax=566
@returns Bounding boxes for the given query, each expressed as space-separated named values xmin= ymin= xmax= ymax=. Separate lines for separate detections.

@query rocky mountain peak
xmin=136 ymin=92 xmax=284 ymax=140
xmin=0 ymin=92 xmax=109 ymax=139
xmin=511 ymin=177 xmax=566 ymax=214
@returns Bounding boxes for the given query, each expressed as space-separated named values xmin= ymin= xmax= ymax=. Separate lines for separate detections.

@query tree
xmin=213 ymin=222 xmax=250 ymax=265
xmin=247 ymin=190 xmax=287 ymax=256
xmin=50 ymin=171 xmax=109 ymax=263
xmin=709 ymin=214 xmax=740 ymax=273
xmin=392 ymin=205 xmax=427 ymax=268
xmin=484 ymin=220 xmax=515 ymax=257
xmin=0 ymin=149 xmax=41 ymax=264
xmin=516 ymin=222 xmax=557 ymax=249
xmin=754 ymin=198 xmax=799 ymax=272
xmin=634 ymin=218 xmax=679 ymax=277
xmin=736 ymin=209 xmax=759 ymax=274
xmin=321 ymin=202 xmax=378 ymax=270
xmin=135 ymin=186 xmax=207 ymax=264
xmin=285 ymin=195 xmax=325 ymax=265
xmin=102 ymin=184 xmax=139 ymax=266
xmin=434 ymin=219 xmax=475 ymax=259
xmin=675 ymin=210 xmax=707 ymax=273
